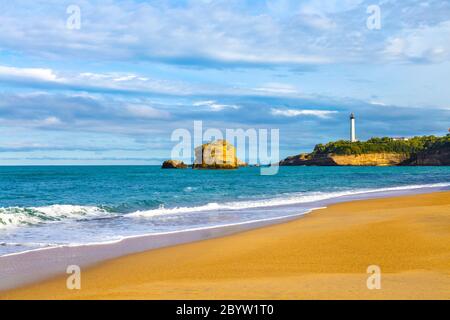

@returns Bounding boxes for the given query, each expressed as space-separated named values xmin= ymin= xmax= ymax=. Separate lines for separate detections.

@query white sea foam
xmin=125 ymin=182 xmax=450 ymax=218
xmin=0 ymin=241 xmax=58 ymax=248
xmin=0 ymin=205 xmax=112 ymax=229
xmin=1 ymin=183 xmax=448 ymax=228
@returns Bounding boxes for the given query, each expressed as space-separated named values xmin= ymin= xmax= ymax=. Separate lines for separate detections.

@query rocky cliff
xmin=333 ymin=153 xmax=410 ymax=166
xmin=280 ymin=135 xmax=449 ymax=167
xmin=279 ymin=152 xmax=410 ymax=166
xmin=402 ymin=148 xmax=450 ymax=166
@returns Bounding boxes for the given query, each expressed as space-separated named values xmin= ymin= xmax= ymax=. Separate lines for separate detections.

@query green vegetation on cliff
xmin=312 ymin=135 xmax=450 ymax=156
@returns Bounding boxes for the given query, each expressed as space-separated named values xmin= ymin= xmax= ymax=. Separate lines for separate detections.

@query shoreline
xmin=1 ymin=187 xmax=450 ymax=298
xmin=0 ymin=209 xmax=317 ymax=291
xmin=2 ymin=183 xmax=449 ymax=256
xmin=1 ymin=185 xmax=449 ymax=292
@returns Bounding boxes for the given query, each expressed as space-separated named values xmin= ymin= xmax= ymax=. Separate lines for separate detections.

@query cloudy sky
xmin=0 ymin=0 xmax=449 ymax=164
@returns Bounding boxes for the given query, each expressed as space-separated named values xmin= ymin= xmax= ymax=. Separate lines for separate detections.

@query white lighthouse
xmin=350 ymin=113 xmax=356 ymax=142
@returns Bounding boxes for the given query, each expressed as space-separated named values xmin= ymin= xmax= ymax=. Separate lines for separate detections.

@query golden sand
xmin=2 ymin=191 xmax=450 ymax=300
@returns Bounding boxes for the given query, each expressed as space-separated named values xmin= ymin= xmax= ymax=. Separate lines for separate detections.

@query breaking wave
xmin=125 ymin=182 xmax=450 ymax=218
xmin=1 ymin=182 xmax=449 ymax=228
xmin=0 ymin=205 xmax=114 ymax=229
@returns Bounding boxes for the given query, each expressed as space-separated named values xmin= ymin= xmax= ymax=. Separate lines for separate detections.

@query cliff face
xmin=332 ymin=153 xmax=410 ymax=166
xmin=403 ymin=148 xmax=450 ymax=166
xmin=279 ymin=152 xmax=410 ymax=166
xmin=279 ymin=153 xmax=335 ymax=166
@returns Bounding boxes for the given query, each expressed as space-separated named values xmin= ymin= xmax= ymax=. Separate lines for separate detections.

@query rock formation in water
xmin=161 ymin=160 xmax=188 ymax=169
xmin=237 ymin=159 xmax=249 ymax=167
xmin=193 ymin=140 xmax=239 ymax=169
xmin=162 ymin=140 xmax=247 ymax=170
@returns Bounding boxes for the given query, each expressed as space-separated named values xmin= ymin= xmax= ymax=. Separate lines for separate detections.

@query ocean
xmin=1 ymin=165 xmax=449 ymax=256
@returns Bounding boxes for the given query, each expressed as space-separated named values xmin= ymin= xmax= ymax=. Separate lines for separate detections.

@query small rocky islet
xmin=162 ymin=140 xmax=247 ymax=169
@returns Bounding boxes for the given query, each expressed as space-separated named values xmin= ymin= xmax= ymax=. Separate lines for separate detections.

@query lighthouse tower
xmin=350 ymin=113 xmax=356 ymax=142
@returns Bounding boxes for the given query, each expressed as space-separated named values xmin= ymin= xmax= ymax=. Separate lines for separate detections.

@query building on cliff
xmin=392 ymin=137 xmax=410 ymax=141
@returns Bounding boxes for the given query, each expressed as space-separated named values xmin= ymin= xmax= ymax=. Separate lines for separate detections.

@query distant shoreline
xmin=279 ymin=135 xmax=450 ymax=166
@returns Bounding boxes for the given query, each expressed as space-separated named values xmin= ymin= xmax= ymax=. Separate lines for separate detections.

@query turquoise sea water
xmin=0 ymin=165 xmax=449 ymax=255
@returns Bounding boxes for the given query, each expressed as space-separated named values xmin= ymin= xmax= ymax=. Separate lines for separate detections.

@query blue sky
xmin=0 ymin=0 xmax=449 ymax=164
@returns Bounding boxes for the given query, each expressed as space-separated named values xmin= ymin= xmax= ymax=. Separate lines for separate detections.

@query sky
xmin=0 ymin=0 xmax=449 ymax=165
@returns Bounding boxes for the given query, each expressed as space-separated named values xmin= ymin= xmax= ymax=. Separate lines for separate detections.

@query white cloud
xmin=254 ymin=83 xmax=300 ymax=95
xmin=3 ymin=0 xmax=449 ymax=68
xmin=299 ymin=0 xmax=364 ymax=14
xmin=0 ymin=1 xmax=335 ymax=67
xmin=296 ymin=13 xmax=336 ymax=30
xmin=384 ymin=21 xmax=450 ymax=62
xmin=369 ymin=101 xmax=387 ymax=106
xmin=271 ymin=108 xmax=338 ymax=118
xmin=42 ymin=116 xmax=62 ymax=125
xmin=44 ymin=116 xmax=61 ymax=124
xmin=209 ymin=51 xmax=330 ymax=65
xmin=0 ymin=65 xmax=61 ymax=82
xmin=193 ymin=100 xmax=240 ymax=111
xmin=31 ymin=116 xmax=63 ymax=128
xmin=0 ymin=65 xmax=199 ymax=96
xmin=125 ymin=104 xmax=170 ymax=119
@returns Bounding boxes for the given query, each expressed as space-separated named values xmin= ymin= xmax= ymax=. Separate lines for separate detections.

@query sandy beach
xmin=1 ymin=191 xmax=450 ymax=300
